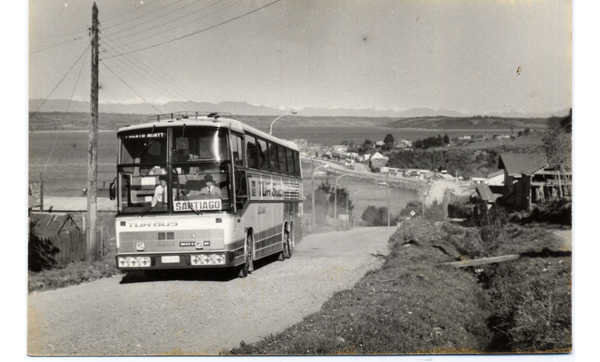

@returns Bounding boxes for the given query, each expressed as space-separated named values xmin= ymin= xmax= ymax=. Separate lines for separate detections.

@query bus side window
xmin=294 ymin=151 xmax=301 ymax=177
xmin=232 ymin=134 xmax=244 ymax=167
xmin=246 ymin=136 xmax=258 ymax=169
xmin=286 ymin=148 xmax=295 ymax=175
xmin=278 ymin=146 xmax=287 ymax=174
xmin=235 ymin=169 xmax=248 ymax=211
xmin=257 ymin=138 xmax=269 ymax=171
xmin=268 ymin=141 xmax=278 ymax=172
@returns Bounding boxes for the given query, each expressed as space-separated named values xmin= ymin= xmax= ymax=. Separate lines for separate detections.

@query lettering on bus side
xmin=128 ymin=221 xmax=178 ymax=227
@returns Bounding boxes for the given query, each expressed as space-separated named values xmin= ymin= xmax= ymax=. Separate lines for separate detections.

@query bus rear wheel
xmin=283 ymin=230 xmax=293 ymax=259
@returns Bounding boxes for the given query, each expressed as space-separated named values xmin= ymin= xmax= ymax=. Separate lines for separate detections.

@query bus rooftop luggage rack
xmin=147 ymin=111 xmax=228 ymax=122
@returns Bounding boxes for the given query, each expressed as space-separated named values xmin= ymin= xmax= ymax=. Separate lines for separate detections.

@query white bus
xmin=110 ymin=112 xmax=303 ymax=278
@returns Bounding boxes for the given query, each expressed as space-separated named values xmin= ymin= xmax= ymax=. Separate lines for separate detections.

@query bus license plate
xmin=161 ymin=256 xmax=180 ymax=263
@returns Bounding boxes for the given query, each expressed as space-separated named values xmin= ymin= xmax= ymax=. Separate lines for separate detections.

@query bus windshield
xmin=116 ymin=127 xmax=232 ymax=215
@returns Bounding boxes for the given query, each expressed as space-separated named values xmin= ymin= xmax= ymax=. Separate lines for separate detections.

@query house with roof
xmin=369 ymin=152 xmax=389 ymax=171
xmin=497 ymin=154 xmax=571 ymax=210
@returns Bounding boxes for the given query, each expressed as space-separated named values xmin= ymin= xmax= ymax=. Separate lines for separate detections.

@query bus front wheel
xmin=239 ymin=233 xmax=254 ymax=278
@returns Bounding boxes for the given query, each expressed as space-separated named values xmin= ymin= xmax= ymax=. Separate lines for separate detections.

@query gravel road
xmin=28 ymin=226 xmax=396 ymax=356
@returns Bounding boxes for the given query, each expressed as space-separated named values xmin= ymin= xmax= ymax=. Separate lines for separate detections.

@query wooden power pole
xmin=87 ymin=3 xmax=99 ymax=259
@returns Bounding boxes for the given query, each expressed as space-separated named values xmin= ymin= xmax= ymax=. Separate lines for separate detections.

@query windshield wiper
xmin=134 ymin=125 xmax=158 ymax=160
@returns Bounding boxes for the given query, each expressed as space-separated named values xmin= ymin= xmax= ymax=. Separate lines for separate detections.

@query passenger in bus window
xmin=200 ymin=174 xmax=222 ymax=197
xmin=150 ymin=176 xmax=169 ymax=208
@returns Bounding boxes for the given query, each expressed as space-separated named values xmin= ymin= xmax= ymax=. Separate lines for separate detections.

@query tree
xmin=384 ymin=134 xmax=395 ymax=150
xmin=543 ymin=117 xmax=572 ymax=197
xmin=443 ymin=133 xmax=450 ymax=144
xmin=560 ymin=108 xmax=572 ymax=133
xmin=361 ymin=206 xmax=389 ymax=226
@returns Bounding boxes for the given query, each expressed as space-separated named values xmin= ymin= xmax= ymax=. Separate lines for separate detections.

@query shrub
xmin=28 ymin=221 xmax=59 ymax=272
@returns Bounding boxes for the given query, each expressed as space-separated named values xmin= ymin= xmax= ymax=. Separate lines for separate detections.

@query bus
xmin=110 ymin=112 xmax=303 ymax=278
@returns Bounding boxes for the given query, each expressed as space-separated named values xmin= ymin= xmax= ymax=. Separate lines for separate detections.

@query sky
xmin=29 ymin=0 xmax=571 ymax=114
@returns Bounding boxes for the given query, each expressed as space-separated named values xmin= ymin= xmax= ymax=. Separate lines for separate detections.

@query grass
xmin=225 ymin=218 xmax=571 ymax=355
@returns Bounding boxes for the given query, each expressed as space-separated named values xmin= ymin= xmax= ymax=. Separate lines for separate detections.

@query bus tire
xmin=283 ymin=230 xmax=292 ymax=259
xmin=239 ymin=232 xmax=254 ymax=278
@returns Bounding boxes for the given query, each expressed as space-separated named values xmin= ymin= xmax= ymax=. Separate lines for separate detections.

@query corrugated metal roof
xmin=476 ymin=184 xmax=497 ymax=202
xmin=498 ymin=154 xmax=547 ymax=176
xmin=30 ymin=213 xmax=79 ymax=239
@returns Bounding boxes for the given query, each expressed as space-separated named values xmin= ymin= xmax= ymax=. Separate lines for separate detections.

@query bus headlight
xmin=117 ymin=256 xmax=151 ymax=268
xmin=190 ymin=253 xmax=225 ymax=265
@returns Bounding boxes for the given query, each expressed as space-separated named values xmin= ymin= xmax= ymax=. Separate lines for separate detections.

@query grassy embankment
xmin=226 ymin=218 xmax=571 ymax=354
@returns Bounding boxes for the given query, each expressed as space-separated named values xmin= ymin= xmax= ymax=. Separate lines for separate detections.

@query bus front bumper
xmin=116 ymin=250 xmax=239 ymax=271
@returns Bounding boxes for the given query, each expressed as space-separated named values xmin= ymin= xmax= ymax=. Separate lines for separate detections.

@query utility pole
xmin=387 ymin=187 xmax=391 ymax=227
xmin=311 ymin=157 xmax=315 ymax=228
xmin=87 ymin=3 xmax=99 ymax=260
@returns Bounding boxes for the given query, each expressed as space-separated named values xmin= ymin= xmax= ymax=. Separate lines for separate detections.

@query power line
xmin=30 ymin=44 xmax=91 ymax=120
xmin=103 ymin=0 xmax=283 ymax=60
xmin=66 ymin=48 xmax=89 ymax=112
xmin=101 ymin=0 xmax=161 ymax=24
xmin=100 ymin=31 xmax=212 ymax=113
xmin=100 ymin=36 xmax=196 ymax=110
xmin=101 ymin=61 xmax=163 ymax=114
xmin=101 ymin=0 xmax=185 ymax=30
xmin=30 ymin=35 xmax=87 ymax=54
xmin=104 ymin=0 xmax=230 ymax=44
xmin=103 ymin=0 xmax=196 ymax=37
xmin=101 ymin=48 xmax=192 ymax=112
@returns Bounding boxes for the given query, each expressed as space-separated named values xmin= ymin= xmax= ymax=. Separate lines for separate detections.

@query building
xmin=486 ymin=170 xmax=505 ymax=194
xmin=497 ymin=154 xmax=571 ymax=210
xmin=332 ymin=145 xmax=348 ymax=154
xmin=370 ymin=152 xmax=389 ymax=170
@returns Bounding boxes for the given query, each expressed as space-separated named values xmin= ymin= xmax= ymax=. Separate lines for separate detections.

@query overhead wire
xmin=101 ymin=61 xmax=163 ymax=114
xmin=101 ymin=0 xmax=185 ymax=30
xmin=30 ymin=35 xmax=87 ymax=54
xmin=104 ymin=0 xmax=231 ymax=44
xmin=66 ymin=48 xmax=89 ymax=112
xmin=103 ymin=0 xmax=197 ymax=37
xmin=103 ymin=0 xmax=283 ymax=60
xmin=101 ymin=33 xmax=198 ymax=102
xmin=101 ymin=0 xmax=161 ymax=25
xmin=30 ymin=44 xmax=91 ymax=120
xmin=100 ymin=38 xmax=197 ymax=112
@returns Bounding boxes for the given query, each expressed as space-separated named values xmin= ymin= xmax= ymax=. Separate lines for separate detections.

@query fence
xmin=35 ymin=230 xmax=104 ymax=268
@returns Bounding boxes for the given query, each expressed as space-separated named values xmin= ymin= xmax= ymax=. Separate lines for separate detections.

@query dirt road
xmin=28 ymin=227 xmax=396 ymax=356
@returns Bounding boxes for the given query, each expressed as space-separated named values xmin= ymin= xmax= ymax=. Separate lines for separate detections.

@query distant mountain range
xmin=29 ymin=99 xmax=569 ymax=119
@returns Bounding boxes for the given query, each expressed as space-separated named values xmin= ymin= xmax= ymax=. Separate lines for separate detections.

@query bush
xmin=399 ymin=200 xmax=445 ymax=222
xmin=361 ymin=206 xmax=395 ymax=226
xmin=28 ymin=221 xmax=59 ymax=272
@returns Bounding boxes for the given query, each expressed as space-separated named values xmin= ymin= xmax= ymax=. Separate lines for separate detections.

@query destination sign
xmin=123 ymin=132 xmax=165 ymax=139
xmin=174 ymin=199 xmax=222 ymax=212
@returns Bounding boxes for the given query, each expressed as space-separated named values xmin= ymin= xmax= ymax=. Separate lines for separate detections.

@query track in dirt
xmin=28 ymin=226 xmax=396 ymax=356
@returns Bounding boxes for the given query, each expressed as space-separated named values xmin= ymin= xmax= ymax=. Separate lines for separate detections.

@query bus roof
xmin=116 ymin=112 xmax=299 ymax=151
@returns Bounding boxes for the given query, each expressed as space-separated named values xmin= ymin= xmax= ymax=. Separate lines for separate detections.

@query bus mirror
xmin=109 ymin=182 xmax=116 ymax=200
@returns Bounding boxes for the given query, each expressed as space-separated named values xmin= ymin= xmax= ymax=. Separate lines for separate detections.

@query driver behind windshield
xmin=199 ymin=174 xmax=222 ymax=197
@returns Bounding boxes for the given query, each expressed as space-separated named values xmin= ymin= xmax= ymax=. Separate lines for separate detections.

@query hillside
xmin=386 ymin=116 xmax=552 ymax=130
xmin=29 ymin=112 xmax=557 ymax=133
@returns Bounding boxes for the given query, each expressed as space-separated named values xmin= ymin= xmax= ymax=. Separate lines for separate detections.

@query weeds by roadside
xmin=225 ymin=218 xmax=571 ymax=355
